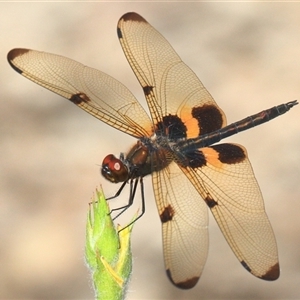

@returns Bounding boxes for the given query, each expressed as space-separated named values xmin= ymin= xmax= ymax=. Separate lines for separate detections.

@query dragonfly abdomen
xmin=220 ymin=100 xmax=298 ymax=140
xmin=180 ymin=100 xmax=298 ymax=151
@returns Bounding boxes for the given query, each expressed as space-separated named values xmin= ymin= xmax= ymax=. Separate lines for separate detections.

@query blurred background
xmin=1 ymin=2 xmax=300 ymax=299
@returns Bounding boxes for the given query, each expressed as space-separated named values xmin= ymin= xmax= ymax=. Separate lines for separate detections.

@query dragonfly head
xmin=101 ymin=154 xmax=129 ymax=183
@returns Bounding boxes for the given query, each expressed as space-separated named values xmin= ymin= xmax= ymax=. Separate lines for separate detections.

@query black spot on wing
xmin=160 ymin=205 xmax=174 ymax=223
xmin=205 ymin=195 xmax=218 ymax=208
xmin=211 ymin=143 xmax=246 ymax=164
xmin=192 ymin=105 xmax=224 ymax=135
xmin=7 ymin=48 xmax=30 ymax=74
xmin=117 ymin=27 xmax=122 ymax=39
xmin=259 ymin=263 xmax=280 ymax=281
xmin=155 ymin=114 xmax=187 ymax=140
xmin=185 ymin=150 xmax=206 ymax=168
xmin=143 ymin=85 xmax=153 ymax=96
xmin=241 ymin=260 xmax=251 ymax=273
xmin=70 ymin=93 xmax=91 ymax=105
xmin=166 ymin=269 xmax=199 ymax=289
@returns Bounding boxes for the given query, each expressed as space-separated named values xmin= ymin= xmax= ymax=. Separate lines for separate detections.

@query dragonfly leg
xmin=106 ymin=180 xmax=128 ymax=201
xmin=117 ymin=176 xmax=146 ymax=234
xmin=110 ymin=177 xmax=139 ymax=220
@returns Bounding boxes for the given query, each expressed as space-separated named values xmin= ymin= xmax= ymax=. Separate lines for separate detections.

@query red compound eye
xmin=101 ymin=154 xmax=129 ymax=183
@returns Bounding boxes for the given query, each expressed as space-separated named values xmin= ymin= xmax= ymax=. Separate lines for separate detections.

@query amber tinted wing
xmin=151 ymin=155 xmax=208 ymax=289
xmin=117 ymin=13 xmax=226 ymax=137
xmin=7 ymin=49 xmax=152 ymax=138
xmin=179 ymin=143 xmax=279 ymax=280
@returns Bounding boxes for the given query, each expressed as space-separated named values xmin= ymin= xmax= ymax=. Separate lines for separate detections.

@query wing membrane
xmin=117 ymin=13 xmax=226 ymax=133
xmin=151 ymin=157 xmax=208 ymax=289
xmin=179 ymin=143 xmax=279 ymax=280
xmin=7 ymin=48 xmax=152 ymax=138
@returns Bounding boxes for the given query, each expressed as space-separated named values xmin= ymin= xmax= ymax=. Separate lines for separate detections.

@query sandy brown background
xmin=1 ymin=2 xmax=300 ymax=299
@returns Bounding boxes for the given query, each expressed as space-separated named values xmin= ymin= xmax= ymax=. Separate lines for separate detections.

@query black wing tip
xmin=7 ymin=48 xmax=29 ymax=74
xmin=120 ymin=12 xmax=147 ymax=23
xmin=118 ymin=12 xmax=147 ymax=39
xmin=259 ymin=262 xmax=280 ymax=281
xmin=241 ymin=260 xmax=280 ymax=281
xmin=166 ymin=269 xmax=199 ymax=289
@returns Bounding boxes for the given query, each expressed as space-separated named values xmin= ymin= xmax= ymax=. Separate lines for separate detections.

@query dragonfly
xmin=8 ymin=12 xmax=297 ymax=289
